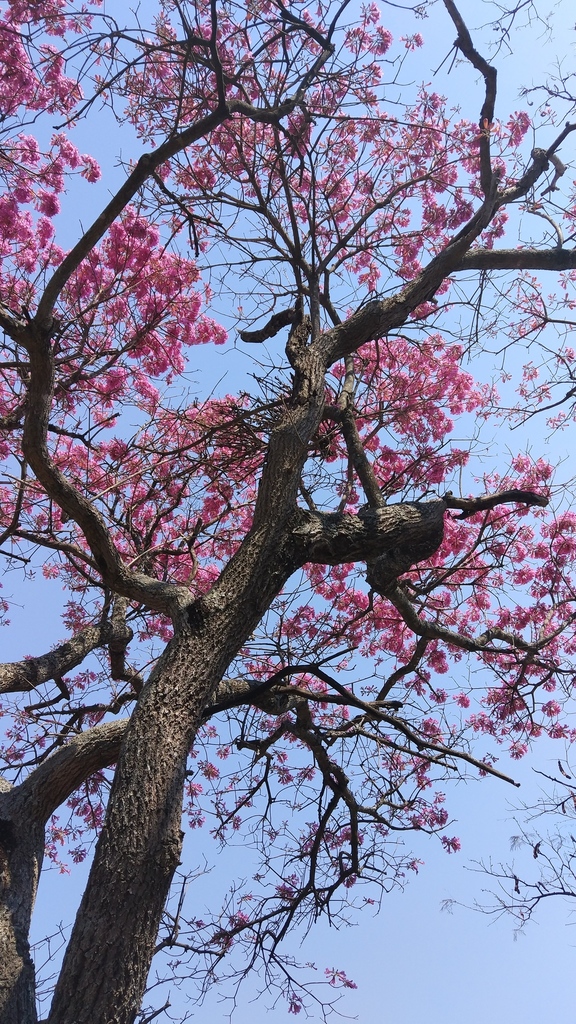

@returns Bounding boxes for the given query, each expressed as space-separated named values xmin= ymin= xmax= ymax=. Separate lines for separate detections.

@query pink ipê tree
xmin=2 ymin=1 xmax=576 ymax=1021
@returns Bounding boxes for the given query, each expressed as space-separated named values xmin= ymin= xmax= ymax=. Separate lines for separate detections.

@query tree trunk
xmin=0 ymin=783 xmax=44 ymax=1024
xmin=46 ymin=494 xmax=454 ymax=1024
xmin=47 ymin=522 xmax=300 ymax=1024
xmin=46 ymin=631 xmax=213 ymax=1024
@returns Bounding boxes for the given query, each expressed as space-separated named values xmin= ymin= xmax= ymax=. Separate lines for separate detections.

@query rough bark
xmin=30 ymin=349 xmax=550 ymax=1024
xmin=457 ymin=246 xmax=576 ymax=272
xmin=0 ymin=782 xmax=44 ymax=1024
xmin=0 ymin=628 xmax=101 ymax=695
xmin=47 ymin=570 xmax=300 ymax=1023
xmin=46 ymin=632 xmax=201 ymax=1024
xmin=290 ymin=501 xmax=446 ymax=569
xmin=0 ymin=623 xmax=129 ymax=695
xmin=10 ymin=349 xmax=547 ymax=1024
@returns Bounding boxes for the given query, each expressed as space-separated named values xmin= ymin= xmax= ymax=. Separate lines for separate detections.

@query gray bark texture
xmin=0 ymin=782 xmax=44 ymax=1024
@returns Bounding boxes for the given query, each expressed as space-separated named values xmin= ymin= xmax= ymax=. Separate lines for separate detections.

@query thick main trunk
xmin=47 ymin=521 xmax=301 ymax=1024
xmin=47 ymin=631 xmax=222 ymax=1024
xmin=36 ymin=334 xmax=328 ymax=1024
xmin=45 ymin=494 xmax=453 ymax=1024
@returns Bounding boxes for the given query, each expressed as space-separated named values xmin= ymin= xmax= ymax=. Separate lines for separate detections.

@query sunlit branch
xmin=457 ymin=247 xmax=576 ymax=272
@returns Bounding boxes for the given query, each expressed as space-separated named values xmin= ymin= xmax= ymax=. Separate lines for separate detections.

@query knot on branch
xmin=366 ymin=549 xmax=419 ymax=596
xmin=365 ymin=506 xmax=446 ymax=596
xmin=212 ymin=677 xmax=299 ymax=716
xmin=531 ymin=147 xmax=549 ymax=174
xmin=542 ymin=152 xmax=568 ymax=197
xmin=291 ymin=500 xmax=446 ymax=574
xmin=292 ymin=490 xmax=548 ymax=598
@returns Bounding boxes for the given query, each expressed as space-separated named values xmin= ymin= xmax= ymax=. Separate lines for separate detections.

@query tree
xmin=2 ymin=0 xmax=576 ymax=1021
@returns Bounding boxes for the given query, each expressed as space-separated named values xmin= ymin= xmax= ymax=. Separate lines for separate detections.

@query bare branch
xmin=457 ymin=247 xmax=576 ymax=272
xmin=443 ymin=0 xmax=497 ymax=196
xmin=386 ymin=582 xmax=545 ymax=656
xmin=0 ymin=623 xmax=108 ymax=695
xmin=35 ymin=62 xmax=337 ymax=326
xmin=239 ymin=306 xmax=297 ymax=344
xmin=443 ymin=488 xmax=549 ymax=519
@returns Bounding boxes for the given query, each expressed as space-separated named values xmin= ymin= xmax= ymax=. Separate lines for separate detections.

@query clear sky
xmin=7 ymin=1 xmax=576 ymax=1021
